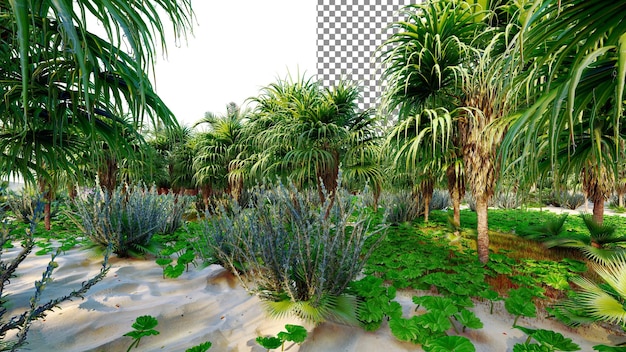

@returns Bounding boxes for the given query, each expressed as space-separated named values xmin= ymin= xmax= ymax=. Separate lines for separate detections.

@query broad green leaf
xmin=455 ymin=309 xmax=483 ymax=330
xmin=256 ymin=336 xmax=283 ymax=350
xmin=424 ymin=335 xmax=476 ymax=352
xmin=131 ymin=315 xmax=159 ymax=330
xmin=277 ymin=324 xmax=307 ymax=344
xmin=185 ymin=341 xmax=212 ymax=352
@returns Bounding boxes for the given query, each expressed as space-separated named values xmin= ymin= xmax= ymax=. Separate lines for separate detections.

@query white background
xmin=152 ymin=0 xmax=318 ymax=126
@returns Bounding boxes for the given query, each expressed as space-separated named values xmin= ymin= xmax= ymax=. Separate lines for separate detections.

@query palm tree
xmin=0 ymin=0 xmax=193 ymax=191
xmin=193 ymin=103 xmax=250 ymax=205
xmin=380 ymin=1 xmax=516 ymax=262
xmin=500 ymin=0 xmax=626 ymax=225
xmin=249 ymin=76 xmax=383 ymax=204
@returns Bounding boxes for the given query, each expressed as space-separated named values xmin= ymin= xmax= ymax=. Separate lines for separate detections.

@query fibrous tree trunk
xmin=475 ymin=194 xmax=490 ymax=264
xmin=582 ymin=163 xmax=612 ymax=226
xmin=447 ymin=163 xmax=465 ymax=228
xmin=420 ymin=178 xmax=434 ymax=223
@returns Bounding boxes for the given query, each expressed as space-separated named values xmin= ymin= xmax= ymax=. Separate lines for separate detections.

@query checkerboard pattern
xmin=316 ymin=0 xmax=415 ymax=111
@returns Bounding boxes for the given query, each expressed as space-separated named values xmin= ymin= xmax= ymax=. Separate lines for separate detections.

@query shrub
xmin=492 ymin=190 xmax=521 ymax=209
xmin=4 ymin=188 xmax=51 ymax=224
xmin=381 ymin=190 xmax=422 ymax=225
xmin=195 ymin=182 xmax=387 ymax=324
xmin=560 ymin=192 xmax=586 ymax=210
xmin=429 ymin=189 xmax=451 ymax=210
xmin=72 ymin=183 xmax=190 ymax=257
xmin=0 ymin=201 xmax=109 ymax=351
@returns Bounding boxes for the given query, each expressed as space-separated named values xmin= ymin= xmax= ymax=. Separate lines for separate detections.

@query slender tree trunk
xmin=452 ymin=190 xmax=461 ymax=228
xmin=619 ymin=193 xmax=624 ymax=208
xmin=424 ymin=194 xmax=431 ymax=223
xmin=475 ymin=195 xmax=490 ymax=264
xmin=38 ymin=180 xmax=53 ymax=231
xmin=593 ymin=196 xmax=605 ymax=225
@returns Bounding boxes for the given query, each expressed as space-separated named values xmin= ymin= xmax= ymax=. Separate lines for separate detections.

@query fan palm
xmin=554 ymin=254 xmax=626 ymax=327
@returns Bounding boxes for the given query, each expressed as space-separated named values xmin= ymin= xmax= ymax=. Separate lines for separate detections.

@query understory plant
xmin=72 ymin=182 xmax=190 ymax=257
xmin=256 ymin=324 xmax=307 ymax=351
xmin=0 ymin=204 xmax=109 ymax=351
xmin=381 ymin=190 xmax=422 ymax=225
xmin=389 ymin=295 xmax=481 ymax=351
xmin=513 ymin=325 xmax=581 ymax=352
xmin=524 ymin=214 xmax=626 ymax=262
xmin=195 ymin=181 xmax=387 ymax=324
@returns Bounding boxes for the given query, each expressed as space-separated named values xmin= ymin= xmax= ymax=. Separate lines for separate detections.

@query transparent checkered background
xmin=316 ymin=0 xmax=415 ymax=111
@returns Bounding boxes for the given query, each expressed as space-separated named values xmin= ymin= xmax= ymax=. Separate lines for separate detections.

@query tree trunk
xmin=38 ymin=181 xmax=53 ymax=231
xmin=452 ymin=191 xmax=461 ymax=228
xmin=424 ymin=194 xmax=431 ymax=223
xmin=475 ymin=195 xmax=490 ymax=264
xmin=619 ymin=193 xmax=624 ymax=208
xmin=593 ymin=196 xmax=605 ymax=225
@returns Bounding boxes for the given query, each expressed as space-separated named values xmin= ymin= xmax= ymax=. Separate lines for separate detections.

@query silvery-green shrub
xmin=73 ymin=183 xmax=190 ymax=257
xmin=195 ymin=182 xmax=386 ymax=323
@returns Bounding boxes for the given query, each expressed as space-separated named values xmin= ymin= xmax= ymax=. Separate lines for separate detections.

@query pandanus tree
xmin=249 ymin=75 xmax=383 ymax=204
xmin=0 ymin=0 xmax=194 ymax=204
xmin=380 ymin=0 xmax=517 ymax=262
xmin=501 ymin=0 xmax=626 ymax=225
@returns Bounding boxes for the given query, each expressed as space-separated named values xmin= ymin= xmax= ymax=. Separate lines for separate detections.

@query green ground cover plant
xmin=256 ymin=324 xmax=307 ymax=351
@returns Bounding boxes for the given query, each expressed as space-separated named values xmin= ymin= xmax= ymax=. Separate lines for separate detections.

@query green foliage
xmin=195 ymin=182 xmax=386 ymax=324
xmin=124 ymin=315 xmax=159 ymax=352
xmin=363 ymin=221 xmax=493 ymax=301
xmin=0 ymin=205 xmax=110 ymax=351
xmin=185 ymin=341 xmax=212 ymax=352
xmin=349 ymin=276 xmax=402 ymax=331
xmin=423 ymin=336 xmax=476 ymax=352
xmin=513 ymin=325 xmax=581 ymax=352
xmin=387 ymin=294 xmax=481 ymax=350
xmin=154 ymin=226 xmax=197 ymax=279
xmin=505 ymin=287 xmax=539 ymax=326
xmin=72 ymin=183 xmax=190 ymax=257
xmin=593 ymin=345 xmax=626 ymax=351
xmin=256 ymin=324 xmax=307 ymax=351
xmin=552 ymin=254 xmax=626 ymax=328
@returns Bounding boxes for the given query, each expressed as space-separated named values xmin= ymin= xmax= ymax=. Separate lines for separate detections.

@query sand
xmin=3 ymin=242 xmax=623 ymax=352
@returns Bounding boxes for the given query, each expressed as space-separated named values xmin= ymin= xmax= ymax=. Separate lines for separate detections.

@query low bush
xmin=492 ymin=190 xmax=521 ymax=209
xmin=195 ymin=182 xmax=387 ymax=324
xmin=72 ymin=183 xmax=190 ymax=257
xmin=381 ymin=190 xmax=422 ymax=225
xmin=429 ymin=189 xmax=451 ymax=211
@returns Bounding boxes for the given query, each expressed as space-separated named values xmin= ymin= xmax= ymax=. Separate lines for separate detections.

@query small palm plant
xmin=523 ymin=214 xmax=626 ymax=263
xmin=552 ymin=254 xmax=626 ymax=329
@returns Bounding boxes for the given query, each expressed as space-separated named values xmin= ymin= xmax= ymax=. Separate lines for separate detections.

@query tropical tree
xmin=0 ymin=0 xmax=194 ymax=192
xmin=380 ymin=0 xmax=517 ymax=262
xmin=500 ymin=0 xmax=626 ymax=225
xmin=193 ymin=103 xmax=250 ymax=204
xmin=149 ymin=125 xmax=196 ymax=192
xmin=249 ymin=75 xmax=383 ymax=204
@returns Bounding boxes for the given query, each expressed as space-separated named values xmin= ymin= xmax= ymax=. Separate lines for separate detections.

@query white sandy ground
xmin=4 ymin=242 xmax=626 ymax=352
